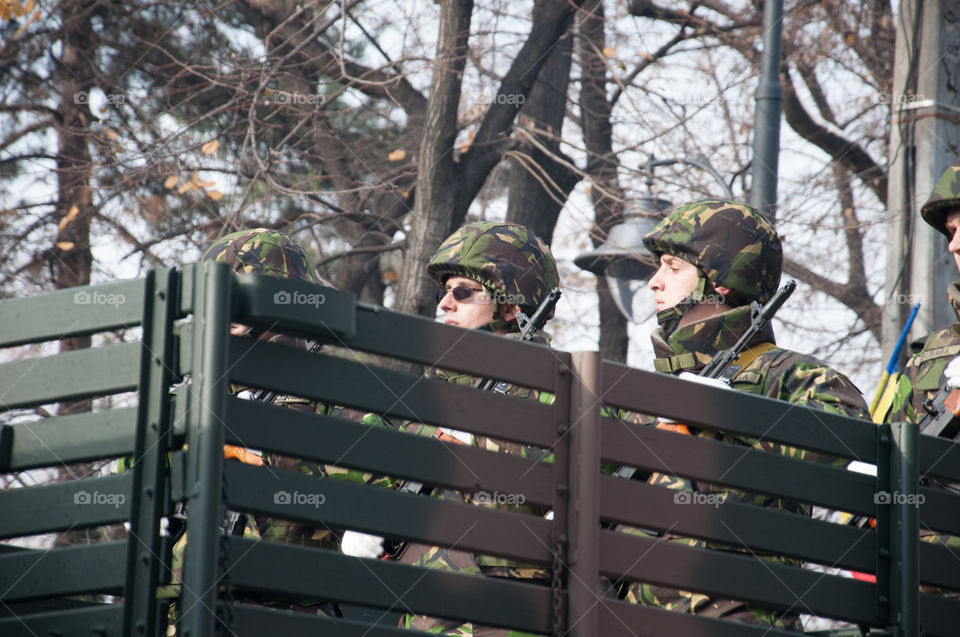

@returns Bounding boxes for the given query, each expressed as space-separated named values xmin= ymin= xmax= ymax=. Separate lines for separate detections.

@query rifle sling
xmin=725 ymin=341 xmax=776 ymax=381
xmin=653 ymin=342 xmax=775 ymax=377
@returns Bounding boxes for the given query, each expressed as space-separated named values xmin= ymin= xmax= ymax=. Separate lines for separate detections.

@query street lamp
xmin=574 ymin=194 xmax=672 ymax=322
xmin=574 ymin=154 xmax=733 ymax=322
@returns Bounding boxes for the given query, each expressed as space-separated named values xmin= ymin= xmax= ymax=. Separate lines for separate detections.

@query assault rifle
xmin=612 ymin=279 xmax=797 ymax=481
xmin=383 ymin=287 xmax=562 ymax=560
xmin=700 ymin=279 xmax=797 ymax=379
xmin=918 ymin=383 xmax=960 ymax=440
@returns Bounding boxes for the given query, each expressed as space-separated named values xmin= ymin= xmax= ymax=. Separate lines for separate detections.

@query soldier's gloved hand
xmin=341 ymin=530 xmax=385 ymax=559
xmin=656 ymin=373 xmax=729 ymax=434
xmin=678 ymin=371 xmax=731 ymax=390
xmin=945 ymin=356 xmax=960 ymax=389
xmin=658 ymin=373 xmax=730 ymax=424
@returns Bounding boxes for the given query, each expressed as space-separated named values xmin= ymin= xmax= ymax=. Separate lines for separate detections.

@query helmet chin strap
xmin=656 ymin=271 xmax=714 ymax=339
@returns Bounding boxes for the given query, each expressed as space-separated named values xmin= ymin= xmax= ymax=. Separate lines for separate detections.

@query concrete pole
xmin=883 ymin=1 xmax=960 ymax=363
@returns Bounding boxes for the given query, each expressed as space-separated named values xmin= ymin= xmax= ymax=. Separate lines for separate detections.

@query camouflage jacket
xmin=396 ymin=331 xmax=554 ymax=636
xmin=649 ymin=304 xmax=870 ymax=513
xmin=884 ymin=282 xmax=960 ymax=556
xmin=400 ymin=330 xmax=554 ymax=578
xmin=887 ymin=281 xmax=960 ymax=425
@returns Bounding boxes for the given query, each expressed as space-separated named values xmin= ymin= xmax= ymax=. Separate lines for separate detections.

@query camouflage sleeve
xmin=884 ymin=328 xmax=960 ymax=425
xmin=742 ymin=350 xmax=870 ymax=420
xmin=885 ymin=373 xmax=917 ymax=425
xmin=731 ymin=349 xmax=870 ymax=463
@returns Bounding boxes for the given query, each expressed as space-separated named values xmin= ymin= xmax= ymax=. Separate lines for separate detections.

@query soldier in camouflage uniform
xmin=346 ymin=221 xmax=560 ymax=636
xmin=167 ymin=229 xmax=361 ymax=627
xmin=621 ymin=199 xmax=869 ymax=629
xmin=883 ymin=160 xmax=960 ymax=578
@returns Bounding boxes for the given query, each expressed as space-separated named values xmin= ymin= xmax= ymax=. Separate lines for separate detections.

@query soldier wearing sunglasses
xmin=342 ymin=221 xmax=562 ymax=636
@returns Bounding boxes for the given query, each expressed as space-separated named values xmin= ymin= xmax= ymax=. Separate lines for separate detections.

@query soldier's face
xmin=437 ymin=275 xmax=495 ymax=329
xmin=946 ymin=209 xmax=960 ymax=273
xmin=648 ymin=254 xmax=700 ymax=311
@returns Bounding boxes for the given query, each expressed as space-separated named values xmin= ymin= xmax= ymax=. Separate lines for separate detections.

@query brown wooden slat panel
xmin=227 ymin=337 xmax=556 ymax=448
xmin=225 ymin=462 xmax=553 ymax=564
xmin=225 ymin=538 xmax=553 ymax=634
xmin=600 ymin=361 xmax=876 ymax=461
xmin=599 ymin=529 xmax=878 ymax=626
xmin=596 ymin=597 xmax=800 ymax=637
xmin=600 ymin=475 xmax=875 ymax=572
xmin=600 ymin=417 xmax=877 ymax=515
xmin=224 ymin=397 xmax=554 ymax=506
xmin=353 ymin=303 xmax=564 ymax=392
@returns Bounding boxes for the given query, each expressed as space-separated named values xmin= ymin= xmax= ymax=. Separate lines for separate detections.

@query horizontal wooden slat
xmin=224 ymin=397 xmax=554 ymax=506
xmin=227 ymin=338 xmax=556 ymax=448
xmin=228 ymin=604 xmax=428 ymax=637
xmin=917 ymin=484 xmax=960 ymax=536
xmin=919 ymin=541 xmax=960 ymax=591
xmin=599 ymin=530 xmax=879 ymax=626
xmin=0 ymin=605 xmax=123 ymax=637
xmin=0 ymin=542 xmax=126 ymax=601
xmin=919 ymin=590 xmax=960 ymax=637
xmin=600 ymin=361 xmax=877 ymax=462
xmin=596 ymin=598 xmax=799 ymax=637
xmin=0 ymin=280 xmax=145 ymax=348
xmin=0 ymin=473 xmax=131 ymax=539
xmin=600 ymin=475 xmax=876 ymax=572
xmin=4 ymin=408 xmax=137 ymax=471
xmin=601 ymin=418 xmax=878 ymax=516
xmin=233 ymin=274 xmax=356 ymax=339
xmin=0 ymin=343 xmax=140 ymax=411
xmin=225 ymin=538 xmax=552 ymax=634
xmin=918 ymin=433 xmax=960 ymax=484
xmin=351 ymin=303 xmax=563 ymax=392
xmin=225 ymin=462 xmax=552 ymax=564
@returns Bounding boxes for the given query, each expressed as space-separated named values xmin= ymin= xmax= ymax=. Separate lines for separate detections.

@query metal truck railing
xmin=1 ymin=262 xmax=958 ymax=636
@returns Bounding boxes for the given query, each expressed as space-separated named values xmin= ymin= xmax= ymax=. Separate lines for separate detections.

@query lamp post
xmin=574 ymin=155 xmax=733 ymax=322
xmin=574 ymin=194 xmax=672 ymax=322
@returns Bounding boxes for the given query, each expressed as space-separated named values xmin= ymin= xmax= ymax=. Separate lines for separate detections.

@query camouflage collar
xmin=651 ymin=304 xmax=776 ymax=374
xmin=950 ymin=280 xmax=960 ymax=321
xmin=653 ymin=272 xmax=715 ymax=339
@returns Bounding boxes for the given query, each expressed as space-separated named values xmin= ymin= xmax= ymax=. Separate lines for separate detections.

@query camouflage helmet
xmin=202 ymin=227 xmax=316 ymax=282
xmin=921 ymin=159 xmax=960 ymax=239
xmin=642 ymin=199 xmax=782 ymax=305
xmin=426 ymin=221 xmax=560 ymax=321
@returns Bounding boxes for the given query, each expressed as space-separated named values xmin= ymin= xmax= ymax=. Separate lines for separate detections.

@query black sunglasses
xmin=437 ymin=285 xmax=484 ymax=303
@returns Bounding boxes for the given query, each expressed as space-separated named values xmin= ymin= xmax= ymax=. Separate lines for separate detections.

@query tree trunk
xmin=505 ymin=36 xmax=579 ymax=245
xmin=395 ymin=0 xmax=474 ymax=317
xmin=579 ymin=0 xmax=628 ymax=363
xmin=53 ymin=0 xmax=98 ymax=547
xmin=451 ymin=0 xmax=584 ymax=227
xmin=55 ymin=0 xmax=97 ymax=416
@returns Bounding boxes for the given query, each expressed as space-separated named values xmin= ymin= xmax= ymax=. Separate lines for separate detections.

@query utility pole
xmin=883 ymin=1 xmax=960 ymax=363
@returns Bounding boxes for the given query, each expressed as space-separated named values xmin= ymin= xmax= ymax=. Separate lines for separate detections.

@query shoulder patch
xmin=914 ymin=344 xmax=960 ymax=366
xmin=735 ymin=370 xmax=764 ymax=385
